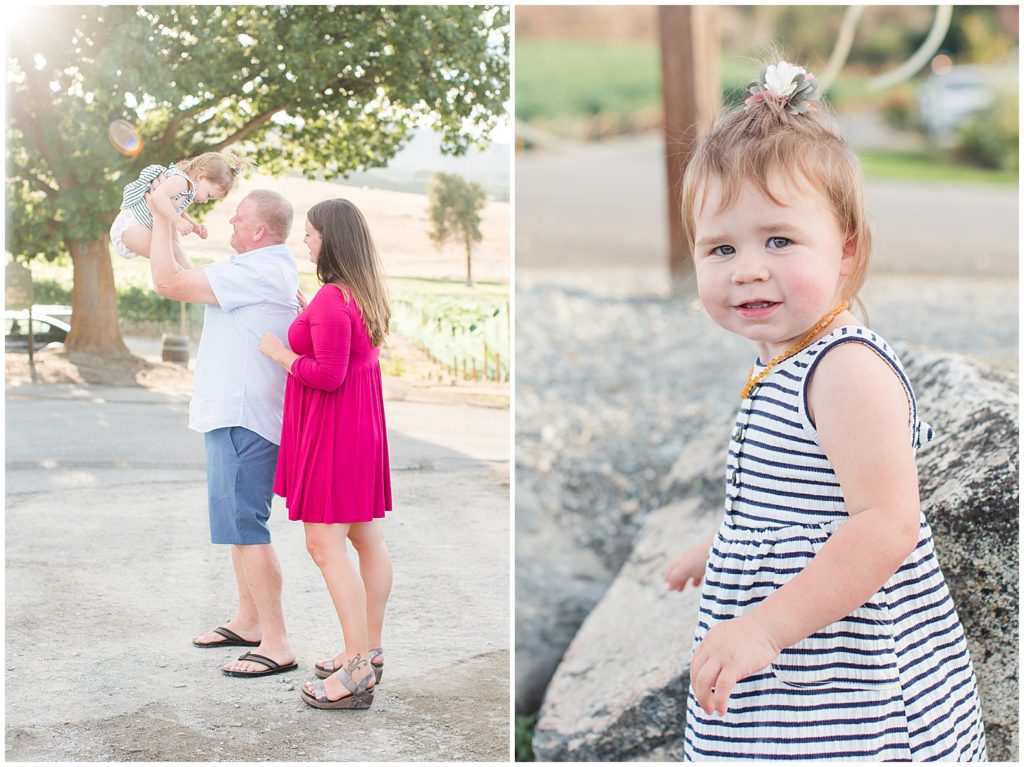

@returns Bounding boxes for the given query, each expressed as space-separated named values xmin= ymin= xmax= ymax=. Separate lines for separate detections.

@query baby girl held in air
xmin=664 ymin=60 xmax=986 ymax=761
xmin=109 ymin=151 xmax=250 ymax=264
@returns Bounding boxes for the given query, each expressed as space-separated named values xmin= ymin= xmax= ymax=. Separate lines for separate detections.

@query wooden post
xmin=659 ymin=6 xmax=720 ymax=292
xmin=27 ymin=305 xmax=35 ymax=374
xmin=5 ymin=262 xmax=36 ymax=378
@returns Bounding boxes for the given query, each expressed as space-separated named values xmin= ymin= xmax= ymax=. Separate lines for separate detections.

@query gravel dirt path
xmin=5 ymin=370 xmax=510 ymax=761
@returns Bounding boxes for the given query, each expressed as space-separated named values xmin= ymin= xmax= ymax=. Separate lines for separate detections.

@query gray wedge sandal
xmin=314 ymin=647 xmax=384 ymax=683
xmin=301 ymin=666 xmax=375 ymax=710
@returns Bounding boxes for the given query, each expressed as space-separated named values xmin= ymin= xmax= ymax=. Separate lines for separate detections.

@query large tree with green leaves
xmin=427 ymin=171 xmax=487 ymax=287
xmin=7 ymin=5 xmax=509 ymax=353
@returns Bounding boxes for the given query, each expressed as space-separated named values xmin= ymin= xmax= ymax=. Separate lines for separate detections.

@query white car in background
xmin=918 ymin=60 xmax=1016 ymax=143
xmin=5 ymin=305 xmax=72 ymax=352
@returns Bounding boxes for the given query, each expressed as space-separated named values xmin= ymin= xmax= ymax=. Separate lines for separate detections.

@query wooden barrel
xmin=161 ymin=334 xmax=190 ymax=364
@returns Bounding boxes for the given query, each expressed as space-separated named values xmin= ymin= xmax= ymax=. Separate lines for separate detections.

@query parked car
xmin=918 ymin=63 xmax=1012 ymax=143
xmin=28 ymin=304 xmax=73 ymax=322
xmin=5 ymin=306 xmax=72 ymax=352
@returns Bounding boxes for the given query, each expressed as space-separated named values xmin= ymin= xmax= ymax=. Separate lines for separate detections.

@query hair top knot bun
xmin=745 ymin=61 xmax=820 ymax=115
xmin=224 ymin=154 xmax=256 ymax=178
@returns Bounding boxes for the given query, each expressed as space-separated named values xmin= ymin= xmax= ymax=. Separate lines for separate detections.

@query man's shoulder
xmin=213 ymin=244 xmax=292 ymax=273
xmin=239 ymin=242 xmax=296 ymax=265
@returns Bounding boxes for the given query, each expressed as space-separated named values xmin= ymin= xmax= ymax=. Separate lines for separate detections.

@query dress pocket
xmin=764 ymin=524 xmax=901 ymax=691
xmin=769 ymin=599 xmax=901 ymax=690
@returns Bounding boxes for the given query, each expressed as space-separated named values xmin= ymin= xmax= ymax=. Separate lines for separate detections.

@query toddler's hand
xmin=174 ymin=217 xmax=193 ymax=236
xmin=666 ymin=541 xmax=710 ymax=591
xmin=690 ymin=613 xmax=782 ymax=717
xmin=193 ymin=223 xmax=208 ymax=240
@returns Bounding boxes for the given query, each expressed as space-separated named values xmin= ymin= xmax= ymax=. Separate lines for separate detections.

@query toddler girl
xmin=110 ymin=151 xmax=248 ymax=261
xmin=665 ymin=61 xmax=986 ymax=761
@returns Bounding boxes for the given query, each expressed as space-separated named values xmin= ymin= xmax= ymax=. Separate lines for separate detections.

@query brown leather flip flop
xmin=192 ymin=626 xmax=261 ymax=649
xmin=223 ymin=651 xmax=299 ymax=678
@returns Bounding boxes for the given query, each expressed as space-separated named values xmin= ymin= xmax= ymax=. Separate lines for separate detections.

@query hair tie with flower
xmin=225 ymin=154 xmax=256 ymax=177
xmin=744 ymin=61 xmax=820 ymax=115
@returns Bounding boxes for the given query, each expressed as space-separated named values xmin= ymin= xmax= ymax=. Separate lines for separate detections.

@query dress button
xmin=731 ymin=471 xmax=741 ymax=487
xmin=733 ymin=427 xmax=744 ymax=442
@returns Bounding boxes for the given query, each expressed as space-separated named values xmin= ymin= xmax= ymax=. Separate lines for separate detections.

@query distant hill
xmin=177 ymin=171 xmax=509 ymax=283
xmin=331 ymin=128 xmax=510 ymax=201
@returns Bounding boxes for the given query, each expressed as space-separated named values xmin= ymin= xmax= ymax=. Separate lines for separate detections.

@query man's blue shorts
xmin=204 ymin=426 xmax=278 ymax=545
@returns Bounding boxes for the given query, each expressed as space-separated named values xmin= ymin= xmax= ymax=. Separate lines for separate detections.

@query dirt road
xmin=515 ymin=131 xmax=1018 ymax=277
xmin=5 ymin=378 xmax=509 ymax=761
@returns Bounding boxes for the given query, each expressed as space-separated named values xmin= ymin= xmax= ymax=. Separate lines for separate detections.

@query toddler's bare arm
xmin=665 ymin=531 xmax=716 ymax=591
xmin=146 ymin=174 xmax=192 ymax=235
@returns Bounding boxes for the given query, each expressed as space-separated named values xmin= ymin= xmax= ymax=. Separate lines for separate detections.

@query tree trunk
xmin=465 ymin=238 xmax=473 ymax=287
xmin=65 ymin=235 xmax=130 ymax=355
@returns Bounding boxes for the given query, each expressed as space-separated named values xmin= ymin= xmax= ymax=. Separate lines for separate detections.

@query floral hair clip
xmin=744 ymin=61 xmax=820 ymax=115
xmin=228 ymin=156 xmax=256 ymax=177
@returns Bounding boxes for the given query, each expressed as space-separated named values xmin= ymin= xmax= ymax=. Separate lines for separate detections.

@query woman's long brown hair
xmin=307 ymin=198 xmax=391 ymax=347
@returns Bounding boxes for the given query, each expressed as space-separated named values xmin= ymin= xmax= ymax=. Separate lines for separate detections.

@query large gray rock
xmin=532 ymin=497 xmax=718 ymax=761
xmin=516 ymin=555 xmax=609 ymax=716
xmin=902 ymin=348 xmax=1019 ymax=760
xmin=515 ymin=478 xmax=612 ymax=715
xmin=534 ymin=349 xmax=1018 ymax=761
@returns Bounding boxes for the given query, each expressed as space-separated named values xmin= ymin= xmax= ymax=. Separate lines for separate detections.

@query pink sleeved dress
xmin=273 ymin=283 xmax=392 ymax=523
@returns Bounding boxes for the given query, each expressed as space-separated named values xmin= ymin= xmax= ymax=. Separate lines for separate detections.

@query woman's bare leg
xmin=348 ymin=520 xmax=392 ymax=663
xmin=304 ymin=522 xmax=373 ymax=700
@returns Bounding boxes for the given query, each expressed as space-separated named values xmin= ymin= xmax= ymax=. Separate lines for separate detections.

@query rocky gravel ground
xmin=515 ymin=269 xmax=1018 ymax=576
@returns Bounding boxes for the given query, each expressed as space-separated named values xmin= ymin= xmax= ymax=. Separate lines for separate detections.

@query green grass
xmin=516 ymin=42 xmax=889 ymax=120
xmin=516 ymin=39 xmax=1018 ymax=186
xmin=516 ymin=713 xmax=538 ymax=762
xmin=860 ymin=149 xmax=1018 ymax=186
xmin=389 ymin=288 xmax=510 ymax=382
xmin=516 ymin=39 xmax=661 ymax=122
xmin=298 ymin=274 xmax=508 ymax=300
xmin=32 ymin=259 xmax=509 ymax=299
xmin=389 ymin=276 xmax=508 ymax=298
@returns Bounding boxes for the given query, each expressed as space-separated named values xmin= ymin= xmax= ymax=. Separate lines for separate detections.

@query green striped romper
xmin=109 ymin=165 xmax=196 ymax=259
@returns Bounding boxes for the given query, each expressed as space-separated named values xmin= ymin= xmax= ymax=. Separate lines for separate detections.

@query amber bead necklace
xmin=740 ymin=301 xmax=850 ymax=400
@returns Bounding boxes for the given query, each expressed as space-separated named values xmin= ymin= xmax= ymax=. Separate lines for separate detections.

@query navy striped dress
xmin=684 ymin=325 xmax=987 ymax=761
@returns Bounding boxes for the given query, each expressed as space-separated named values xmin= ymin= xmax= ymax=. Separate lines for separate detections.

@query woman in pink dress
xmin=258 ymin=198 xmax=393 ymax=709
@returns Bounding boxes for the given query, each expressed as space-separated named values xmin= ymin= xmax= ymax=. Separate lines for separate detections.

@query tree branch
xmin=20 ymin=172 xmax=60 ymax=197
xmin=211 ymin=104 xmax=288 ymax=149
xmin=7 ymin=87 xmax=68 ymax=194
xmin=158 ymin=103 xmax=209 ymax=148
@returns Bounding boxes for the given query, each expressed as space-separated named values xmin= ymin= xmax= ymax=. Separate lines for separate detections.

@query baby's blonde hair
xmin=176 ymin=151 xmax=253 ymax=195
xmin=681 ymin=83 xmax=871 ymax=305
